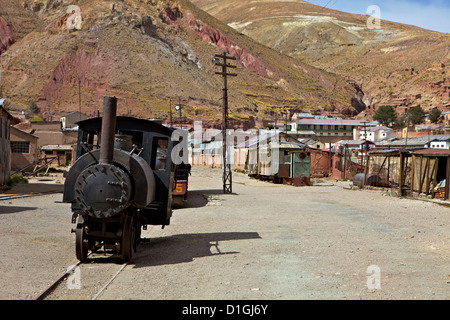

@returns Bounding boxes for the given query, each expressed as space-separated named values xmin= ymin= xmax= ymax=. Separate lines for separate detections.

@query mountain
xmin=0 ymin=0 xmax=364 ymax=129
xmin=191 ymin=0 xmax=450 ymax=118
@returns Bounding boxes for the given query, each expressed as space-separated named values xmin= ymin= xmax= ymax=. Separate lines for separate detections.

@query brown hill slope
xmin=0 ymin=0 xmax=363 ymax=128
xmin=191 ymin=0 xmax=450 ymax=117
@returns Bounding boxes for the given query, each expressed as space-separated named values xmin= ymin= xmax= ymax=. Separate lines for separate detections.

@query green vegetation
xmin=407 ymin=106 xmax=425 ymax=125
xmin=373 ymin=105 xmax=397 ymax=126
xmin=2 ymin=174 xmax=28 ymax=191
xmin=428 ymin=108 xmax=442 ymax=123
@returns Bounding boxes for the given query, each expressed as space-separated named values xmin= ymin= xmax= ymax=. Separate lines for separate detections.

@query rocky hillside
xmin=191 ymin=0 xmax=450 ymax=118
xmin=0 ymin=0 xmax=364 ymax=129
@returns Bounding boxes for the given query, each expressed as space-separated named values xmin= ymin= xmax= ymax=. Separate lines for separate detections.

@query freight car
xmin=247 ymin=141 xmax=311 ymax=186
xmin=62 ymin=97 xmax=188 ymax=262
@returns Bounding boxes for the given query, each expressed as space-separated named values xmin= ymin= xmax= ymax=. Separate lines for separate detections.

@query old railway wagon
xmin=248 ymin=141 xmax=311 ymax=186
xmin=63 ymin=97 xmax=188 ymax=262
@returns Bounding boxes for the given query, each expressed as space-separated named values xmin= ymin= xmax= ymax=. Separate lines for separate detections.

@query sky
xmin=306 ymin=0 xmax=450 ymax=34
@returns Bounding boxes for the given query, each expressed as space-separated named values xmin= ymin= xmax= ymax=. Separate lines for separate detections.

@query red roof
xmin=413 ymin=149 xmax=450 ymax=156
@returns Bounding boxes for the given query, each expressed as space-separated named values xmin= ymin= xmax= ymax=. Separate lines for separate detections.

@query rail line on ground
xmin=35 ymin=255 xmax=128 ymax=300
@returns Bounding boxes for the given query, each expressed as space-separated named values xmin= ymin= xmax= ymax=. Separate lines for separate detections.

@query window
xmin=152 ymin=138 xmax=168 ymax=170
xmin=11 ymin=141 xmax=30 ymax=153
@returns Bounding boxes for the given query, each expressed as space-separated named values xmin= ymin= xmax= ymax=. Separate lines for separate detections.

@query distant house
xmin=60 ymin=111 xmax=89 ymax=129
xmin=293 ymin=118 xmax=377 ymax=143
xmin=359 ymin=126 xmax=396 ymax=142
xmin=291 ymin=113 xmax=315 ymax=121
xmin=415 ymin=124 xmax=444 ymax=133
xmin=30 ymin=120 xmax=78 ymax=153
xmin=0 ymin=103 xmax=13 ymax=186
xmin=430 ymin=136 xmax=450 ymax=149
xmin=41 ymin=144 xmax=74 ymax=167
xmin=333 ymin=139 xmax=375 ymax=164
xmin=9 ymin=126 xmax=39 ymax=172
xmin=375 ymin=134 xmax=450 ymax=150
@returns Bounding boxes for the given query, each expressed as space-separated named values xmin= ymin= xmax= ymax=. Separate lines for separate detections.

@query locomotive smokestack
xmin=99 ymin=96 xmax=117 ymax=164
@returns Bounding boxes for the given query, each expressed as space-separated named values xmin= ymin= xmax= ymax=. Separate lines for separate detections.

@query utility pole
xmin=213 ymin=51 xmax=237 ymax=194
xmin=169 ymin=99 xmax=173 ymax=127
xmin=78 ymin=78 xmax=82 ymax=121
xmin=361 ymin=121 xmax=369 ymax=167
xmin=0 ymin=49 xmax=3 ymax=98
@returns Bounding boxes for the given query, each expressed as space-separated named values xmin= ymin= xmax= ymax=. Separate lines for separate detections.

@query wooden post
xmin=363 ymin=154 xmax=370 ymax=188
xmin=411 ymin=154 xmax=416 ymax=195
xmin=399 ymin=152 xmax=404 ymax=197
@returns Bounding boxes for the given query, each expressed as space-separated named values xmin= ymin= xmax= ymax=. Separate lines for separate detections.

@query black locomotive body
xmin=63 ymin=97 xmax=188 ymax=261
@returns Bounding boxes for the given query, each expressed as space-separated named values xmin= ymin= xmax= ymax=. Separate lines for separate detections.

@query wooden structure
xmin=363 ymin=148 xmax=450 ymax=201
xmin=363 ymin=149 xmax=412 ymax=196
xmin=411 ymin=149 xmax=450 ymax=200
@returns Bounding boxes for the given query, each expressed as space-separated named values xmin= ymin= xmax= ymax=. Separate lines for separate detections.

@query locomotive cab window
xmin=152 ymin=137 xmax=168 ymax=170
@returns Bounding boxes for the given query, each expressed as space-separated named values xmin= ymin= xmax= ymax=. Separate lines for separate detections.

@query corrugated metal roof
xmin=297 ymin=118 xmax=377 ymax=126
xmin=413 ymin=149 xmax=450 ymax=156
xmin=41 ymin=145 xmax=72 ymax=151
xmin=376 ymin=134 xmax=450 ymax=147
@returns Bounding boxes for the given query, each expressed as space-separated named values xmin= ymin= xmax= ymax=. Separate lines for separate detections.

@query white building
xmin=430 ymin=137 xmax=450 ymax=149
xmin=358 ymin=126 xmax=396 ymax=142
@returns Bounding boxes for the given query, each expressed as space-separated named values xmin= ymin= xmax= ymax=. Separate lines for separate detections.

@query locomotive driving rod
xmin=99 ymin=96 xmax=118 ymax=165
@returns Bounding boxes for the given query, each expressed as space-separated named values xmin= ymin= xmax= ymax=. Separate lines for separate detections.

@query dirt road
xmin=0 ymin=166 xmax=448 ymax=300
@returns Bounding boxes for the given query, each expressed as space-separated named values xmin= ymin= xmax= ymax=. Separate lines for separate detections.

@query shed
xmin=41 ymin=144 xmax=73 ymax=167
xmin=411 ymin=149 xmax=450 ymax=200
xmin=363 ymin=149 xmax=412 ymax=196
xmin=9 ymin=126 xmax=39 ymax=172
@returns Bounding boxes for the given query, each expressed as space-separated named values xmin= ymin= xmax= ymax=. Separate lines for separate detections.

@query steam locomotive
xmin=63 ymin=97 xmax=189 ymax=262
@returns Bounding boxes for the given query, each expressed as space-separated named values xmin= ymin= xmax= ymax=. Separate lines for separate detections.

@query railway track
xmin=0 ymin=191 xmax=62 ymax=201
xmin=35 ymin=253 xmax=128 ymax=300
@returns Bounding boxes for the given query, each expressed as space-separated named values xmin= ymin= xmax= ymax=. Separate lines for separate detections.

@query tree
xmin=27 ymin=101 xmax=40 ymax=115
xmin=406 ymin=106 xmax=425 ymax=124
xmin=428 ymin=108 xmax=442 ymax=123
xmin=373 ymin=105 xmax=397 ymax=126
xmin=396 ymin=115 xmax=408 ymax=128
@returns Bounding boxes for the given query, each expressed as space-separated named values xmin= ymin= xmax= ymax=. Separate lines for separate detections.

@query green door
xmin=290 ymin=151 xmax=311 ymax=179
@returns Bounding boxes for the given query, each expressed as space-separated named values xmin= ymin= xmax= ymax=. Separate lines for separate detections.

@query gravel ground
xmin=0 ymin=167 xmax=448 ymax=300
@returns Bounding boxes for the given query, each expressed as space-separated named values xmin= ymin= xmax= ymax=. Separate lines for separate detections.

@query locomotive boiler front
xmin=74 ymin=163 xmax=132 ymax=219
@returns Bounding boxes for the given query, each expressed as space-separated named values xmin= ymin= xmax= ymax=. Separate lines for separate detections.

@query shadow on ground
xmin=0 ymin=205 xmax=38 ymax=214
xmin=173 ymin=189 xmax=238 ymax=209
xmin=132 ymin=232 xmax=261 ymax=267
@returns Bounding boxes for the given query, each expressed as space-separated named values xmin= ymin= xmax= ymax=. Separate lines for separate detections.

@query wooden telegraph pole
xmin=213 ymin=51 xmax=237 ymax=194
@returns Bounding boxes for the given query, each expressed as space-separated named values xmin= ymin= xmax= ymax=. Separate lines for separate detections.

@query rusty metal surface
xmin=278 ymin=164 xmax=290 ymax=178
xmin=99 ymin=96 xmax=117 ymax=165
xmin=413 ymin=149 xmax=450 ymax=157
xmin=353 ymin=173 xmax=381 ymax=187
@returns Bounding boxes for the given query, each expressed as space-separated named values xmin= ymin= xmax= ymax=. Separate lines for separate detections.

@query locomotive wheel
xmin=121 ymin=215 xmax=134 ymax=262
xmin=75 ymin=226 xmax=88 ymax=262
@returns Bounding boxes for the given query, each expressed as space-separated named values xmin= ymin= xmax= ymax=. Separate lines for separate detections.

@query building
xmin=0 ymin=103 xmax=13 ymax=186
xmin=374 ymin=135 xmax=450 ymax=150
xmin=9 ymin=126 xmax=39 ymax=172
xmin=358 ymin=126 xmax=396 ymax=142
xmin=41 ymin=144 xmax=73 ymax=167
xmin=60 ymin=111 xmax=89 ymax=129
xmin=333 ymin=139 xmax=375 ymax=165
xmin=292 ymin=118 xmax=377 ymax=144
xmin=430 ymin=136 xmax=450 ymax=149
